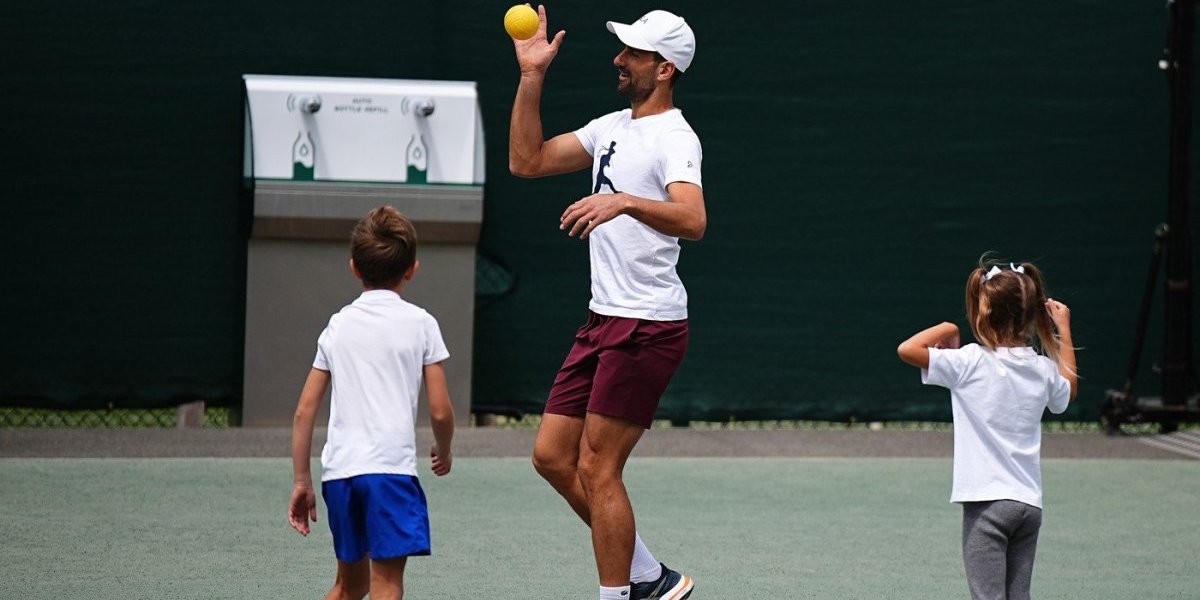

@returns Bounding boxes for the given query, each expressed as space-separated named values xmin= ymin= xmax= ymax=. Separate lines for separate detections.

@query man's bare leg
xmin=578 ymin=412 xmax=645 ymax=587
xmin=533 ymin=412 xmax=666 ymax=588
xmin=532 ymin=413 xmax=592 ymax=523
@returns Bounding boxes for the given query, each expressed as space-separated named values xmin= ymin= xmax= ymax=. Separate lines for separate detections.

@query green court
xmin=2 ymin=457 xmax=1195 ymax=599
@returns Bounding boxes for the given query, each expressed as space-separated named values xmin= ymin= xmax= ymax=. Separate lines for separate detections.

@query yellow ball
xmin=504 ymin=4 xmax=539 ymax=41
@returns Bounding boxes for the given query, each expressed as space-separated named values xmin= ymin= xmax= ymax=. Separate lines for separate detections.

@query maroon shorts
xmin=544 ymin=311 xmax=689 ymax=429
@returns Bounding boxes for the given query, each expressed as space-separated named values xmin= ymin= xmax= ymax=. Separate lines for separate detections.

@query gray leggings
xmin=962 ymin=500 xmax=1043 ymax=600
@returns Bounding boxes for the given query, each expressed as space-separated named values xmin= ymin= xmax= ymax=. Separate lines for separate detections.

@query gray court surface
xmin=2 ymin=427 xmax=1196 ymax=600
xmin=2 ymin=426 xmax=1194 ymax=460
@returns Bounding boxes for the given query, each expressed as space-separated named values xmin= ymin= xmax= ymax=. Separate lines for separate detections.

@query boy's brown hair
xmin=350 ymin=206 xmax=417 ymax=289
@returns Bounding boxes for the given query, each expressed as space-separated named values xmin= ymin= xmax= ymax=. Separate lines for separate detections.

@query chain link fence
xmin=0 ymin=407 xmax=233 ymax=428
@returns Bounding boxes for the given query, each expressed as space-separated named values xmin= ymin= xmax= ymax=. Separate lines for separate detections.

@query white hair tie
xmin=982 ymin=263 xmax=1025 ymax=282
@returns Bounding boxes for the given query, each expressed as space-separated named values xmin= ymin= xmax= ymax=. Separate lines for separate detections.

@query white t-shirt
xmin=312 ymin=289 xmax=449 ymax=481
xmin=574 ymin=108 xmax=703 ymax=321
xmin=923 ymin=344 xmax=1071 ymax=508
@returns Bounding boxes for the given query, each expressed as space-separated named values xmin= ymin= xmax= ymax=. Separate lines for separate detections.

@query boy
xmin=288 ymin=205 xmax=455 ymax=600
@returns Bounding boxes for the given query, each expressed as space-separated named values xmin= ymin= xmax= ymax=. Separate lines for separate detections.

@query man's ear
xmin=657 ymin=61 xmax=676 ymax=82
xmin=404 ymin=260 xmax=420 ymax=281
xmin=349 ymin=258 xmax=363 ymax=281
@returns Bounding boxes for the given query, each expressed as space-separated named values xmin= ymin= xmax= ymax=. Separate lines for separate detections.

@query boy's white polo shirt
xmin=923 ymin=344 xmax=1071 ymax=508
xmin=313 ymin=290 xmax=449 ymax=481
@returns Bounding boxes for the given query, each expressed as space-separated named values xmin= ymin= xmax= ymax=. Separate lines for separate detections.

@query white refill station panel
xmin=243 ymin=75 xmax=485 ymax=184
xmin=240 ymin=74 xmax=484 ymax=427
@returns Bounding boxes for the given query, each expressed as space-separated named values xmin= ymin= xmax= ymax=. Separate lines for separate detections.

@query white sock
xmin=600 ymin=584 xmax=631 ymax=600
xmin=630 ymin=533 xmax=663 ymax=583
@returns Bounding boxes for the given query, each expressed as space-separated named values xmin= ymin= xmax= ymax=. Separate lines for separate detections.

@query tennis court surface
xmin=2 ymin=428 xmax=1196 ymax=599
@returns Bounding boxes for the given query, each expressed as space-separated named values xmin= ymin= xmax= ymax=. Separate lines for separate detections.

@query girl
xmin=898 ymin=259 xmax=1077 ymax=600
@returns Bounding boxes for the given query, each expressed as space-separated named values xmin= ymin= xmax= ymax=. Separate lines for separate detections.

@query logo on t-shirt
xmin=593 ymin=141 xmax=621 ymax=194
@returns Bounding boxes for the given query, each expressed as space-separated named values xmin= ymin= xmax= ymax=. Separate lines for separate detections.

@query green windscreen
xmin=2 ymin=1 xmax=1191 ymax=421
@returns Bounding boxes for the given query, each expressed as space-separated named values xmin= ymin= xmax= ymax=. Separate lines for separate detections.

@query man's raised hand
xmin=514 ymin=5 xmax=566 ymax=75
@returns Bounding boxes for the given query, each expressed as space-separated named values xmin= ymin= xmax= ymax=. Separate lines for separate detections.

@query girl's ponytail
xmin=1021 ymin=262 xmax=1077 ymax=378
xmin=965 ymin=265 xmax=992 ymax=348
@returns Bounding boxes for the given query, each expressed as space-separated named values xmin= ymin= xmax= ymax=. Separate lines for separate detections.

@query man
xmin=508 ymin=7 xmax=705 ymax=600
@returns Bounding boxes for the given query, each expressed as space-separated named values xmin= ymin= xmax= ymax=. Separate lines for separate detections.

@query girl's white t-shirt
xmin=313 ymin=290 xmax=449 ymax=481
xmin=574 ymin=108 xmax=703 ymax=321
xmin=923 ymin=344 xmax=1071 ymax=508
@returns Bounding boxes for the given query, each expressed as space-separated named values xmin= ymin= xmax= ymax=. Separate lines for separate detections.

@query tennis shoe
xmin=629 ymin=563 xmax=693 ymax=600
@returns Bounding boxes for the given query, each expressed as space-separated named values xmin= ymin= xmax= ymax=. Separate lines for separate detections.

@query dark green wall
xmin=2 ymin=1 xmax=1192 ymax=420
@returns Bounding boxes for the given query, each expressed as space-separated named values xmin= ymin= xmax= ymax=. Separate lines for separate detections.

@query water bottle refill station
xmin=241 ymin=75 xmax=484 ymax=426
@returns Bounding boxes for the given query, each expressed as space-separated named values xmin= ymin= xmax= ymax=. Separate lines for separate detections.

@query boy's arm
xmin=289 ymin=368 xmax=330 ymax=536
xmin=897 ymin=322 xmax=961 ymax=370
xmin=425 ymin=362 xmax=454 ymax=476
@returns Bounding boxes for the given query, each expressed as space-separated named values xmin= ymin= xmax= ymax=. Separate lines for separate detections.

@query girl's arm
xmin=897 ymin=322 xmax=961 ymax=369
xmin=1046 ymin=299 xmax=1078 ymax=401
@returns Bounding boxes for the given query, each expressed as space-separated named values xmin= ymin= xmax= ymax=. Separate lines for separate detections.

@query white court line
xmin=1169 ymin=432 xmax=1200 ymax=451
xmin=1139 ymin=434 xmax=1200 ymax=460
xmin=1164 ymin=432 xmax=1200 ymax=452
xmin=1177 ymin=431 xmax=1200 ymax=445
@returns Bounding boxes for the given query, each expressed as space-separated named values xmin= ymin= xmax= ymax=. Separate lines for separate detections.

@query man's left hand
xmin=561 ymin=193 xmax=628 ymax=239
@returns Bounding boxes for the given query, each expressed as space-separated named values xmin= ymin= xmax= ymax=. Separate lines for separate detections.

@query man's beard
xmin=618 ymin=73 xmax=654 ymax=103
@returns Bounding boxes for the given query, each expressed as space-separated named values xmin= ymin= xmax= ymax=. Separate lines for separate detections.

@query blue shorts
xmin=322 ymin=474 xmax=431 ymax=562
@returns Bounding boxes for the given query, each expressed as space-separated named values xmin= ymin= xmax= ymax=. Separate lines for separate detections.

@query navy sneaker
xmin=629 ymin=563 xmax=693 ymax=600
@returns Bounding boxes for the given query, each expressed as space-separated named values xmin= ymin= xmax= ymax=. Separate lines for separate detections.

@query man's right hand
xmin=514 ymin=4 xmax=566 ymax=76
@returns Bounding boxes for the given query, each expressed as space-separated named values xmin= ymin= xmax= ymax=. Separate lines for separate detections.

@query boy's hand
xmin=1046 ymin=299 xmax=1071 ymax=332
xmin=288 ymin=483 xmax=317 ymax=536
xmin=431 ymin=444 xmax=452 ymax=476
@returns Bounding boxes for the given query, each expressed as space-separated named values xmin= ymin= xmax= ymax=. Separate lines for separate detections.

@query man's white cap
xmin=606 ymin=10 xmax=696 ymax=73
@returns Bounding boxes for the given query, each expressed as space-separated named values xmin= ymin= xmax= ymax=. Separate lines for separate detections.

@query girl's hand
xmin=933 ymin=329 xmax=960 ymax=350
xmin=898 ymin=321 xmax=960 ymax=369
xmin=1046 ymin=299 xmax=1071 ymax=331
